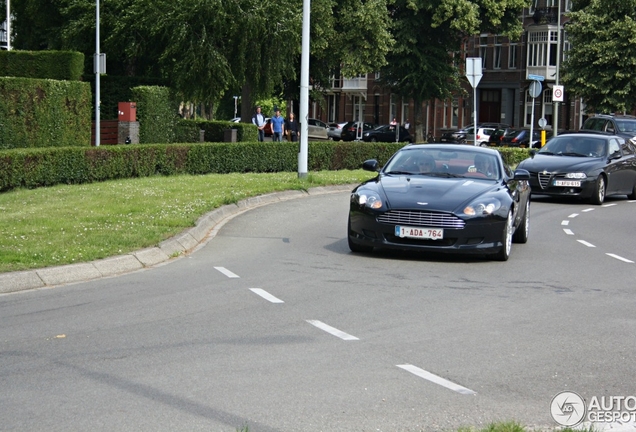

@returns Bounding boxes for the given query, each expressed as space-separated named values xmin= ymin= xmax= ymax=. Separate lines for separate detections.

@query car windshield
xmin=615 ymin=120 xmax=636 ymax=133
xmin=538 ymin=136 xmax=607 ymax=157
xmin=384 ymin=149 xmax=500 ymax=179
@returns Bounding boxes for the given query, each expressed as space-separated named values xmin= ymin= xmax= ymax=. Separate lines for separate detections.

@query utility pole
xmin=553 ymin=0 xmax=562 ymax=137
xmin=5 ymin=0 xmax=10 ymax=50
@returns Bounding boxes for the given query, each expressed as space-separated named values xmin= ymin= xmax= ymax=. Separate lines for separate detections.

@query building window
xmin=525 ymin=92 xmax=534 ymax=127
xmin=508 ymin=43 xmax=518 ymax=69
xmin=401 ymin=99 xmax=409 ymax=125
xmin=542 ymin=89 xmax=553 ymax=128
xmin=328 ymin=95 xmax=336 ymax=123
xmin=353 ymin=96 xmax=365 ymax=122
xmin=527 ymin=31 xmax=548 ymax=67
xmin=563 ymin=31 xmax=571 ymax=61
xmin=479 ymin=35 xmax=488 ymax=69
xmin=390 ymin=94 xmax=397 ymax=122
xmin=493 ymin=36 xmax=502 ymax=69
xmin=375 ymin=71 xmax=381 ymax=80
xmin=452 ymin=97 xmax=459 ymax=128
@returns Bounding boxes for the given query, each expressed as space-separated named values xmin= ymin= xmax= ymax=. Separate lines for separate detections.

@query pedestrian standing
xmin=285 ymin=112 xmax=300 ymax=142
xmin=271 ymin=108 xmax=285 ymax=142
xmin=252 ymin=106 xmax=266 ymax=142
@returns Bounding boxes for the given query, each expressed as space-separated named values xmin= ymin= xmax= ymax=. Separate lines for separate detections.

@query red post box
xmin=118 ymin=102 xmax=137 ymax=122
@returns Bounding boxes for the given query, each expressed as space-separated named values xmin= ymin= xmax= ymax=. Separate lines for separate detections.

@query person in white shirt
xmin=251 ymin=106 xmax=266 ymax=141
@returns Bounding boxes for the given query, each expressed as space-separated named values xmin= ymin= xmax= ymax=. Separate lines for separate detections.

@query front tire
xmin=512 ymin=200 xmax=530 ymax=244
xmin=628 ymin=182 xmax=636 ymax=200
xmin=590 ymin=175 xmax=606 ymax=205
xmin=493 ymin=211 xmax=513 ymax=261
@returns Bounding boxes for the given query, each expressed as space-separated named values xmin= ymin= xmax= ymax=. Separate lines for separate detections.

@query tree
xmin=561 ymin=0 xmax=636 ymax=113
xmin=378 ymin=0 xmax=527 ymax=141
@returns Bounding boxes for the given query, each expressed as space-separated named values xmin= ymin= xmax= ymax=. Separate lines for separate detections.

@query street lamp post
xmin=5 ymin=0 xmax=10 ymax=50
xmin=553 ymin=0 xmax=562 ymax=137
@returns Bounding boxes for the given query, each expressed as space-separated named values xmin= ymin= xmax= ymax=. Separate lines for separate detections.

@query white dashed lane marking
xmin=606 ymin=254 xmax=634 ymax=263
xmin=563 ymin=229 xmax=574 ymax=235
xmin=249 ymin=288 xmax=284 ymax=303
xmin=306 ymin=320 xmax=359 ymax=341
xmin=397 ymin=364 xmax=477 ymax=395
xmin=561 ymin=220 xmax=570 ymax=226
xmin=214 ymin=267 xmax=240 ymax=278
xmin=577 ymin=240 xmax=596 ymax=248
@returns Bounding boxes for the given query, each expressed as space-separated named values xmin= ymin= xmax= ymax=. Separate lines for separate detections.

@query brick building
xmin=312 ymin=0 xmax=583 ymax=141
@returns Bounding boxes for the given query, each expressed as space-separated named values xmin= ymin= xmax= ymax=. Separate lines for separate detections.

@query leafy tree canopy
xmin=561 ymin=0 xmax=636 ymax=113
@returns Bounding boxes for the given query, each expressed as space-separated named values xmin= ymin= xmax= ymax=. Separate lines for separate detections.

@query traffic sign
xmin=465 ymin=57 xmax=483 ymax=88
xmin=529 ymin=81 xmax=542 ymax=98
xmin=528 ymin=74 xmax=545 ymax=81
xmin=538 ymin=118 xmax=547 ymax=129
xmin=553 ymin=85 xmax=564 ymax=102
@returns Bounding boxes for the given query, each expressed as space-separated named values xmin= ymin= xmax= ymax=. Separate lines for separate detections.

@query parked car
xmin=441 ymin=123 xmax=508 ymax=144
xmin=439 ymin=128 xmax=468 ymax=144
xmin=580 ymin=114 xmax=636 ymax=143
xmin=306 ymin=118 xmax=329 ymax=140
xmin=328 ymin=122 xmax=348 ymax=140
xmin=517 ymin=133 xmax=636 ymax=205
xmin=500 ymin=128 xmax=541 ymax=148
xmin=488 ymin=127 xmax=514 ymax=147
xmin=230 ymin=117 xmax=241 ymax=123
xmin=348 ymin=144 xmax=531 ymax=261
xmin=340 ymin=121 xmax=375 ymax=141
xmin=464 ymin=126 xmax=497 ymax=146
xmin=263 ymin=118 xmax=273 ymax=137
xmin=362 ymin=124 xmax=413 ymax=143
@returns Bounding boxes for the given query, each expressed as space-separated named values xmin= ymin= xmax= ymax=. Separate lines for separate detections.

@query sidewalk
xmin=0 ymin=185 xmax=354 ymax=295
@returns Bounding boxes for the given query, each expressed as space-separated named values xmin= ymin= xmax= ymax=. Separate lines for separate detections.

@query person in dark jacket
xmin=285 ymin=112 xmax=300 ymax=142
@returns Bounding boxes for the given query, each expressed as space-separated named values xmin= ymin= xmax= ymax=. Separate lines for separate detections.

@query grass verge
xmin=0 ymin=170 xmax=372 ymax=273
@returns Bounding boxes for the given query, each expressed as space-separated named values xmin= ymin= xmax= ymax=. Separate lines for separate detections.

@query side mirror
xmin=513 ymin=169 xmax=531 ymax=181
xmin=362 ymin=159 xmax=380 ymax=172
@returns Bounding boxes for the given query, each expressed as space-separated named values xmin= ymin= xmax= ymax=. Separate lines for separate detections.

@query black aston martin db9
xmin=517 ymin=132 xmax=636 ymax=204
xmin=348 ymin=144 xmax=531 ymax=261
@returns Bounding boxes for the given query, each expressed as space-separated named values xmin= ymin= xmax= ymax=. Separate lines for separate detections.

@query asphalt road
xmin=1 ymin=192 xmax=636 ymax=432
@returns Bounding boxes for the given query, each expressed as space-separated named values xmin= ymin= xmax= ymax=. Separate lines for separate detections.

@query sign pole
xmin=465 ymin=58 xmax=483 ymax=146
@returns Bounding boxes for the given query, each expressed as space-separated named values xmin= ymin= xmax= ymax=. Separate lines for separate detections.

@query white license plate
xmin=554 ymin=180 xmax=581 ymax=187
xmin=395 ymin=225 xmax=444 ymax=240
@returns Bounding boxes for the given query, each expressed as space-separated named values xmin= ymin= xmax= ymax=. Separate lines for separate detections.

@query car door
xmin=606 ymin=138 xmax=636 ymax=194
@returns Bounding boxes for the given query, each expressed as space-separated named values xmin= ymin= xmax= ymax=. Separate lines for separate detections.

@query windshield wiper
xmin=386 ymin=170 xmax=414 ymax=175
xmin=538 ymin=151 xmax=555 ymax=155
xmin=561 ymin=152 xmax=588 ymax=157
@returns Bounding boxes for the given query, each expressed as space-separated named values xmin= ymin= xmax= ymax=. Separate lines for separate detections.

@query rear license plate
xmin=554 ymin=180 xmax=581 ymax=187
xmin=395 ymin=226 xmax=444 ymax=240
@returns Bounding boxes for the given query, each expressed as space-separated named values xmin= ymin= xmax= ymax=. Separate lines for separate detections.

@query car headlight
xmin=363 ymin=133 xmax=370 ymax=137
xmin=351 ymin=191 xmax=383 ymax=209
xmin=565 ymin=172 xmax=587 ymax=179
xmin=463 ymin=198 xmax=502 ymax=216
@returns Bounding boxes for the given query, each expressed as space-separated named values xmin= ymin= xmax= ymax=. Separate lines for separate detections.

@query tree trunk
xmin=240 ymin=84 xmax=253 ymax=123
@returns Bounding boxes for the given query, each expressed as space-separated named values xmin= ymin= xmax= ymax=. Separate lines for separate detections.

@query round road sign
xmin=529 ymin=81 xmax=542 ymax=98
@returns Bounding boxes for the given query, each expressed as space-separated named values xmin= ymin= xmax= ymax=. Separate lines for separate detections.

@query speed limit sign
xmin=553 ymin=85 xmax=564 ymax=102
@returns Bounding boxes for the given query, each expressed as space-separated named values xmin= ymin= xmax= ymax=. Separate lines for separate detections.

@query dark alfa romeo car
xmin=348 ymin=144 xmax=531 ymax=261
xmin=517 ymin=132 xmax=636 ymax=204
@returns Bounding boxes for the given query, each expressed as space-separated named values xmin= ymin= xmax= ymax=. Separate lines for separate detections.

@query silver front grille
xmin=537 ymin=172 xmax=552 ymax=189
xmin=377 ymin=210 xmax=465 ymax=228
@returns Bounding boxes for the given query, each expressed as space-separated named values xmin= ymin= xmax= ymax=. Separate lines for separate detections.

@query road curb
xmin=0 ymin=185 xmax=355 ymax=294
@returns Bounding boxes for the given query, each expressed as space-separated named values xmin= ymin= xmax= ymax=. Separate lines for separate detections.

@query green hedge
xmin=0 ymin=77 xmax=92 ymax=149
xmin=0 ymin=50 xmax=84 ymax=81
xmin=0 ymin=143 xmax=529 ymax=192
xmin=131 ymin=86 xmax=179 ymax=144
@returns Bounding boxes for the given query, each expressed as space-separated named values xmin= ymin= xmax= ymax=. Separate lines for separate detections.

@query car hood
xmin=518 ymin=154 xmax=602 ymax=172
xmin=378 ymin=175 xmax=497 ymax=211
